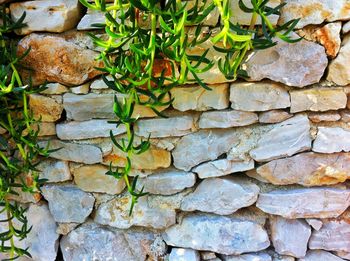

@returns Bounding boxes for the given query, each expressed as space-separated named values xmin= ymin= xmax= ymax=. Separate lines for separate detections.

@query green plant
xmin=0 ymin=6 xmax=49 ymax=260
xmin=79 ymin=0 xmax=299 ymax=214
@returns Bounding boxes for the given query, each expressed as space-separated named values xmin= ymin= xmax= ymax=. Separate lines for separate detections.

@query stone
xmin=259 ymin=110 xmax=292 ymax=124
xmin=70 ymin=83 xmax=90 ymax=94
xmin=270 ymin=216 xmax=311 ymax=258
xmin=201 ymin=252 xmax=217 ymax=260
xmin=341 ymin=110 xmax=350 ymax=122
xmin=135 ymin=115 xmax=196 ymax=138
xmin=0 ymin=127 xmax=6 ymax=135
xmin=77 ymin=9 xmax=105 ymax=30
xmin=63 ymin=93 xmax=168 ymax=120
xmin=173 ymin=129 xmax=239 ymax=171
xmin=299 ymin=250 xmax=344 ymax=261
xmin=36 ymin=122 xmax=57 ymax=136
xmin=37 ymin=159 xmax=71 ymax=183
xmin=309 ymin=212 xmax=350 ymax=252
xmin=169 ymin=248 xmax=200 ymax=261
xmin=94 ymin=194 xmax=176 ymax=229
xmin=40 ymin=139 xmax=102 ymax=164
xmin=61 ymin=222 xmax=159 ymax=261
xmin=249 ymin=115 xmax=312 ymax=162
xmin=306 ymin=219 xmax=323 ymax=231
xmin=279 ymin=0 xmax=350 ymax=28
xmin=56 ymin=223 xmax=79 ymax=235
xmin=29 ymin=94 xmax=63 ymax=122
xmin=221 ymin=253 xmax=272 ymax=261
xmin=10 ymin=0 xmax=81 ymax=35
xmin=344 ymin=21 xmax=350 ymax=34
xmin=255 ymin=152 xmax=350 ymax=186
xmin=180 ymin=177 xmax=259 ymax=215
xmin=308 ymin=112 xmax=341 ymax=122
xmin=137 ymin=168 xmax=196 ymax=195
xmin=170 ymin=83 xmax=229 ymax=111
xmin=193 ymin=158 xmax=254 ymax=178
xmin=17 ymin=33 xmax=103 ymax=86
xmin=103 ymin=144 xmax=171 ymax=170
xmin=245 ymin=36 xmax=328 ymax=87
xmin=73 ymin=164 xmax=125 ymax=194
xmin=90 ymin=76 xmax=110 ymax=89
xmin=256 ymin=187 xmax=350 ymax=219
xmin=41 ymin=184 xmax=95 ymax=223
xmin=313 ymin=127 xmax=350 ymax=153
xmin=163 ymin=214 xmax=270 ymax=255
xmin=148 ymin=188 xmax=194 ymax=211
xmin=290 ymin=88 xmax=347 ymax=113
xmin=198 ymin=110 xmax=258 ymax=129
xmin=328 ymin=35 xmax=350 ymax=86
xmin=336 ymin=251 xmax=350 ymax=260
xmin=230 ymin=82 xmax=290 ymax=112
xmin=41 ymin=83 xmax=68 ymax=94
xmin=57 ymin=119 xmax=126 ymax=140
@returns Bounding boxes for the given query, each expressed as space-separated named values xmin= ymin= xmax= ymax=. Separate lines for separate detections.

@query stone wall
xmin=3 ymin=0 xmax=350 ymax=260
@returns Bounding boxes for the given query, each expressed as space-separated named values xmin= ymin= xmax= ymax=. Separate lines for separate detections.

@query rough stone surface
xmin=344 ymin=21 xmax=350 ymax=34
xmin=41 ymin=184 xmax=95 ymax=223
xmin=169 ymin=248 xmax=200 ymax=261
xmin=270 ymin=216 xmax=311 ymax=258
xmin=172 ymin=129 xmax=240 ymax=171
xmin=29 ymin=94 xmax=63 ymax=122
xmin=308 ymin=111 xmax=341 ymax=122
xmin=163 ymin=214 xmax=270 ymax=255
xmin=328 ymin=35 xmax=350 ymax=86
xmin=56 ymin=223 xmax=79 ymax=236
xmin=41 ymin=83 xmax=69 ymax=94
xmin=37 ymin=159 xmax=71 ymax=183
xmin=137 ymin=168 xmax=196 ymax=195
xmin=135 ymin=116 xmax=196 ymax=138
xmin=259 ymin=110 xmax=292 ymax=124
xmin=57 ymin=119 xmax=126 ymax=140
xmin=299 ymin=250 xmax=344 ymax=261
xmin=198 ymin=110 xmax=258 ymax=129
xmin=221 ymin=253 xmax=272 ymax=261
xmin=245 ymin=37 xmax=328 ymax=87
xmin=256 ymin=187 xmax=350 ymax=218
xmin=230 ymin=82 xmax=290 ymax=112
xmin=73 ymin=164 xmax=125 ymax=194
xmin=170 ymin=83 xmax=229 ymax=111
xmin=279 ymin=0 xmax=350 ymax=28
xmin=94 ymin=195 xmax=176 ymax=229
xmin=17 ymin=33 xmax=103 ymax=86
xmin=306 ymin=219 xmax=323 ymax=231
xmin=249 ymin=115 xmax=312 ymax=162
xmin=180 ymin=177 xmax=259 ymax=215
xmin=77 ymin=9 xmax=104 ymax=30
xmin=10 ymin=0 xmax=81 ymax=35
xmin=290 ymin=88 xmax=347 ymax=113
xmin=255 ymin=152 xmax=350 ymax=186
xmin=193 ymin=158 xmax=254 ymax=178
xmin=70 ymin=83 xmax=90 ymax=94
xmin=40 ymin=139 xmax=102 ymax=164
xmin=313 ymin=127 xmax=350 ymax=153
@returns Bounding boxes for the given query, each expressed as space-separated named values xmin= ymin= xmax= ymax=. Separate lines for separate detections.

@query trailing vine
xmin=79 ymin=0 xmax=299 ymax=214
xmin=0 ymin=6 xmax=49 ymax=260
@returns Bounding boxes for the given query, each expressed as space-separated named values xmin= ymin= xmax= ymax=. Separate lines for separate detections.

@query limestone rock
xmin=173 ymin=129 xmax=239 ymax=171
xmin=309 ymin=212 xmax=350 ymax=252
xmin=256 ymin=187 xmax=350 ymax=218
xmin=57 ymin=119 xmax=126 ymax=140
xmin=279 ymin=0 xmax=350 ymax=28
xmin=221 ymin=253 xmax=272 ymax=261
xmin=163 ymin=214 xmax=270 ymax=255
xmin=35 ymin=122 xmax=56 ymax=136
xmin=344 ymin=21 xmax=350 ymax=34
xmin=41 ymin=184 xmax=95 ymax=223
xmin=169 ymin=248 xmax=200 ymax=261
xmin=10 ymin=0 xmax=81 ymax=35
xmin=63 ymin=93 xmax=168 ymax=120
xmin=270 ymin=216 xmax=311 ymax=258
xmin=255 ymin=152 xmax=350 ymax=186
xmin=37 ymin=159 xmax=71 ymax=183
xmin=341 ymin=110 xmax=350 ymax=122
xmin=137 ymin=168 xmax=196 ymax=195
xmin=336 ymin=251 xmax=350 ymax=260
xmin=41 ymin=83 xmax=69 ymax=94
xmin=306 ymin=219 xmax=323 ymax=231
xmin=40 ymin=139 xmax=102 ymax=164
xmin=290 ymin=88 xmax=347 ymax=113
xmin=230 ymin=82 xmax=290 ymax=112
xmin=328 ymin=35 xmax=350 ymax=86
xmin=199 ymin=110 xmax=258 ymax=129
xmin=56 ymin=223 xmax=79 ymax=236
xmin=77 ymin=9 xmax=105 ymax=30
xmin=193 ymin=158 xmax=254 ymax=179
xmin=250 ymin=115 xmax=312 ymax=162
xmin=29 ymin=94 xmax=63 ymax=122
xmin=94 ymin=194 xmax=176 ymax=229
xmin=73 ymin=164 xmax=125 ymax=194
xmin=61 ymin=222 xmax=159 ymax=261
xmin=70 ymin=83 xmax=90 ymax=94
xmin=147 ymin=189 xmax=194 ymax=211
xmin=313 ymin=127 xmax=350 ymax=153
xmin=299 ymin=250 xmax=344 ymax=261
xmin=181 ymin=177 xmax=259 ymax=215
xmin=308 ymin=112 xmax=341 ymax=122
xmin=17 ymin=33 xmax=103 ymax=86
xmin=170 ymin=83 xmax=229 ymax=111
xmin=135 ymin=115 xmax=196 ymax=138
xmin=245 ymin=37 xmax=327 ymax=87
xmin=259 ymin=110 xmax=292 ymax=124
